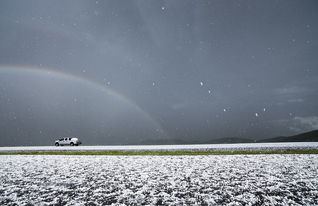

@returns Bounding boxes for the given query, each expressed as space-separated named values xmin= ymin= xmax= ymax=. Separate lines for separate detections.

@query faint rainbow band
xmin=0 ymin=65 xmax=167 ymax=138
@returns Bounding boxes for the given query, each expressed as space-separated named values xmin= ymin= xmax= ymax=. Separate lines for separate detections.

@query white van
xmin=55 ymin=137 xmax=81 ymax=146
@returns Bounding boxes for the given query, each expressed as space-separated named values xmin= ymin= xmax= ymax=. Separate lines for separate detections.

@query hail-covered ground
xmin=0 ymin=155 xmax=317 ymax=205
xmin=1 ymin=142 xmax=318 ymax=152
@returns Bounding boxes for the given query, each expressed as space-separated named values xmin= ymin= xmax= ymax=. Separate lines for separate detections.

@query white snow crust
xmin=0 ymin=155 xmax=317 ymax=205
xmin=1 ymin=142 xmax=318 ymax=152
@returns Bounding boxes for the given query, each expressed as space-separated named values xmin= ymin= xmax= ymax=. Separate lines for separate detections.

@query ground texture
xmin=0 ymin=155 xmax=317 ymax=205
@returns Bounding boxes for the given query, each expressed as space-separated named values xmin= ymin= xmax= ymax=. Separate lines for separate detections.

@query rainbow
xmin=0 ymin=65 xmax=167 ymax=137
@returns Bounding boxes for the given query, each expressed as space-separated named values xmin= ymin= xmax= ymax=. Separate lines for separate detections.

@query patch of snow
xmin=1 ymin=142 xmax=318 ymax=152
xmin=0 ymin=155 xmax=317 ymax=205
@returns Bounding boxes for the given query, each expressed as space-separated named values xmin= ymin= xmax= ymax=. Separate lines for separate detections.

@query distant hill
xmin=258 ymin=130 xmax=318 ymax=143
xmin=137 ymin=139 xmax=191 ymax=145
xmin=133 ymin=130 xmax=318 ymax=145
xmin=136 ymin=137 xmax=255 ymax=145
xmin=204 ymin=137 xmax=255 ymax=144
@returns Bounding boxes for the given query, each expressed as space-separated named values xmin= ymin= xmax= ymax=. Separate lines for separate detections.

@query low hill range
xmin=257 ymin=130 xmax=318 ymax=143
xmin=138 ymin=130 xmax=318 ymax=145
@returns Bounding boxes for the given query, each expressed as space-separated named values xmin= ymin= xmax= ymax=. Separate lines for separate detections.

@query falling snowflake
xmin=161 ymin=6 xmax=165 ymax=10
xmin=208 ymin=90 xmax=212 ymax=94
xmin=255 ymin=113 xmax=259 ymax=117
xmin=200 ymin=82 xmax=204 ymax=86
xmin=223 ymin=109 xmax=227 ymax=112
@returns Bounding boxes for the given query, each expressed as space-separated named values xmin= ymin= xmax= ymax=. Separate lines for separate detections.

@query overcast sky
xmin=0 ymin=0 xmax=318 ymax=146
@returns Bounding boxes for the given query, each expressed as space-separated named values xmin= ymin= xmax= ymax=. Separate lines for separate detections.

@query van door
xmin=65 ymin=138 xmax=70 ymax=145
xmin=62 ymin=138 xmax=68 ymax=145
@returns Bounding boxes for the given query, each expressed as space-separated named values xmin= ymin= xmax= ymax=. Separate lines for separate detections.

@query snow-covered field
xmin=1 ymin=142 xmax=318 ymax=152
xmin=0 ymin=155 xmax=317 ymax=205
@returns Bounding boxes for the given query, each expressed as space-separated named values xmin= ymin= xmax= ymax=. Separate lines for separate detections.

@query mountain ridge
xmin=257 ymin=130 xmax=318 ymax=143
xmin=135 ymin=130 xmax=318 ymax=145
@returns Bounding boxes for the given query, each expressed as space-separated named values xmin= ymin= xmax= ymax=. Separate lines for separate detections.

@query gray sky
xmin=0 ymin=0 xmax=318 ymax=146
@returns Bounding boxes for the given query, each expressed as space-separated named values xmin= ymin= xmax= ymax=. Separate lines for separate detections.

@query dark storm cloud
xmin=0 ymin=0 xmax=318 ymax=146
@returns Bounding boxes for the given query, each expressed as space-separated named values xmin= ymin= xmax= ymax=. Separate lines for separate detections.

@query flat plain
xmin=0 ymin=154 xmax=317 ymax=205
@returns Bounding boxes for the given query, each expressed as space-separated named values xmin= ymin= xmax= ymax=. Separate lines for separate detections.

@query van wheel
xmin=70 ymin=142 xmax=74 ymax=146
xmin=55 ymin=143 xmax=59 ymax=146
